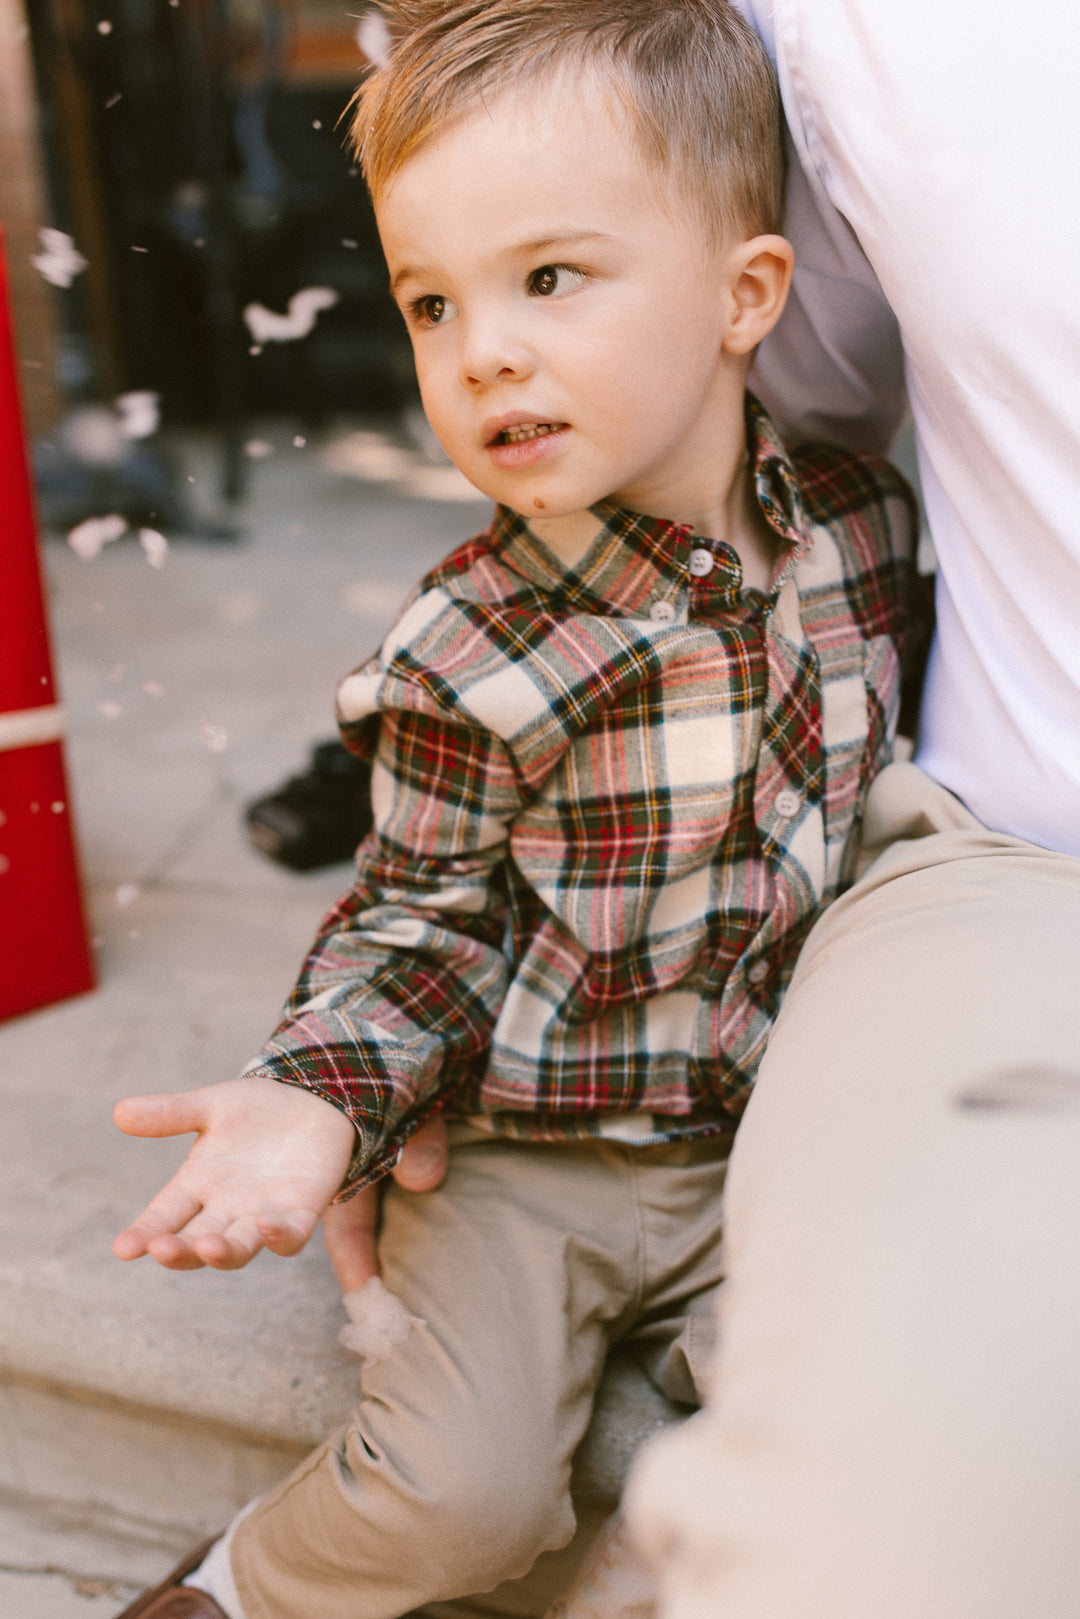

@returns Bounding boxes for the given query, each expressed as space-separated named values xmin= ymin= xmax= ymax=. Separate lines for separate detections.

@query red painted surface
xmin=0 ymin=225 xmax=96 ymax=1021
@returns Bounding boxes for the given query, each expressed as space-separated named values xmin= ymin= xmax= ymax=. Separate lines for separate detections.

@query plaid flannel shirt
xmin=245 ymin=399 xmax=916 ymax=1191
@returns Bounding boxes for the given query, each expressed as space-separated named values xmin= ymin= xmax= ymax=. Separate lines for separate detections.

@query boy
xmin=113 ymin=3 xmax=915 ymax=1615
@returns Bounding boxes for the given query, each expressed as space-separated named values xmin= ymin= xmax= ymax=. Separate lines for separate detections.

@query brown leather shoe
xmin=114 ymin=1537 xmax=230 ymax=1618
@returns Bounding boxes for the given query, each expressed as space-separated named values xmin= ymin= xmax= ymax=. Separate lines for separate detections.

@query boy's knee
xmin=342 ymin=1417 xmax=576 ymax=1587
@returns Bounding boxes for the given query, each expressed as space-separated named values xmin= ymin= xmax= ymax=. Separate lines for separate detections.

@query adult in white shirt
xmin=625 ymin=3 xmax=1080 ymax=1616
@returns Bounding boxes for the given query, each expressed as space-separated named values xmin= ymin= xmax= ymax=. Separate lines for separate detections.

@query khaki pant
xmin=231 ymin=1130 xmax=733 ymax=1619
xmin=628 ymin=762 xmax=1080 ymax=1618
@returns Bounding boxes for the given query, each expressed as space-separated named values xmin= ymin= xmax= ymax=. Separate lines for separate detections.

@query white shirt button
xmin=649 ymin=599 xmax=677 ymax=623
xmin=688 ymin=547 xmax=714 ymax=578
xmin=747 ymin=960 xmax=769 ymax=985
xmin=773 ymin=787 xmax=803 ymax=818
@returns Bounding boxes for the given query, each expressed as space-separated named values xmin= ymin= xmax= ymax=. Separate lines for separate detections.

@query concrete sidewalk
xmin=0 ymin=422 xmax=681 ymax=1614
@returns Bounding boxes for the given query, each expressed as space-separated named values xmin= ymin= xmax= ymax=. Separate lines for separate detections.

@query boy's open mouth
xmin=490 ymin=421 xmax=567 ymax=446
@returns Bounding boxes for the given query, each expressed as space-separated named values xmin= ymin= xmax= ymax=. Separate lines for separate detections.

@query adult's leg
xmin=629 ymin=763 xmax=1080 ymax=1618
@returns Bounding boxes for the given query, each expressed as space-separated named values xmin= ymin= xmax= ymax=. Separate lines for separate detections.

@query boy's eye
xmin=527 ymin=264 xmax=586 ymax=298
xmin=408 ymin=293 xmax=457 ymax=328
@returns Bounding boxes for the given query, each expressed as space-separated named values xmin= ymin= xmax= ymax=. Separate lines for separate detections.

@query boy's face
xmin=377 ymin=72 xmax=752 ymax=525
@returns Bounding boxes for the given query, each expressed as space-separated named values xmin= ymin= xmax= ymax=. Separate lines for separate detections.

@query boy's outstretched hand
xmin=112 ymin=1076 xmax=449 ymax=1276
xmin=112 ymin=1076 xmax=357 ymax=1271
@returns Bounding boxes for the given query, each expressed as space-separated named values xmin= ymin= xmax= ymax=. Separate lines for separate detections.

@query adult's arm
xmin=731 ymin=0 xmax=908 ymax=455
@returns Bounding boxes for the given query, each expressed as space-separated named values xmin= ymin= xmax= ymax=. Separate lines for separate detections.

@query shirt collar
xmin=488 ymin=395 xmax=812 ymax=613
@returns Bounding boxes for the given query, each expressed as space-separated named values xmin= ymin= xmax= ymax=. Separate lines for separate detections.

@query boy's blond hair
xmin=349 ymin=0 xmax=785 ymax=244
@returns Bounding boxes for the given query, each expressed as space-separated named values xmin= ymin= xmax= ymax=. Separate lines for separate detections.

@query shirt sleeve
xmin=241 ymin=704 xmax=521 ymax=1193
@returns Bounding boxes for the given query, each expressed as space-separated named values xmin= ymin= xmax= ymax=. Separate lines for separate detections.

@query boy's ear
xmin=721 ymin=234 xmax=794 ymax=356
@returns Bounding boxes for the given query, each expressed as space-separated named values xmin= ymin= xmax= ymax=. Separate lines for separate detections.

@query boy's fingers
xmin=113 ymin=1090 xmax=211 ymax=1139
xmin=323 ymin=1191 xmax=380 ymax=1292
xmin=143 ymin=1232 xmax=210 ymax=1270
xmin=257 ymin=1208 xmax=320 ymax=1258
xmin=112 ymin=1185 xmax=203 ymax=1261
xmin=190 ymin=1219 xmax=266 ymax=1270
xmin=392 ymin=1115 xmax=449 ymax=1192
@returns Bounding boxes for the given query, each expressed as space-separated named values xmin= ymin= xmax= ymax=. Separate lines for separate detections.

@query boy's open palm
xmin=112 ymin=1076 xmax=357 ymax=1271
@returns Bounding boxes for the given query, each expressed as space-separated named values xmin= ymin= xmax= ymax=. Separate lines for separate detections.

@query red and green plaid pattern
xmin=245 ymin=400 xmax=916 ymax=1190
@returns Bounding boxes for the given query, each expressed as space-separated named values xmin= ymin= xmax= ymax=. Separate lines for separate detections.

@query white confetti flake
xmin=114 ymin=882 xmax=139 ymax=909
xmin=341 ymin=237 xmax=358 ymax=249
xmin=68 ymin=513 xmax=128 ymax=560
xmin=243 ymin=286 xmax=339 ymax=344
xmin=244 ymin=438 xmax=274 ymax=459
xmin=97 ymin=18 xmax=112 ymax=33
xmin=116 ymin=389 xmax=160 ymax=439
xmin=293 ymin=434 xmax=306 ymax=448
xmin=201 ymin=720 xmax=228 ymax=754
xmin=51 ymin=800 xmax=65 ymax=813
xmin=105 ymin=91 xmax=122 ymax=108
xmin=32 ymin=228 xmax=88 ymax=288
xmin=139 ymin=527 xmax=169 ymax=568
xmin=0 ymin=854 xmax=9 ymax=876
xmin=98 ymin=700 xmax=123 ymax=719
xmin=0 ymin=809 xmax=6 ymax=827
xmin=339 ymin=1278 xmax=424 ymax=1365
xmin=107 ymin=662 xmax=127 ymax=682
xmin=312 ymin=119 xmax=322 ymax=130
xmin=356 ymin=13 xmax=392 ymax=67
xmin=142 ymin=680 xmax=167 ymax=698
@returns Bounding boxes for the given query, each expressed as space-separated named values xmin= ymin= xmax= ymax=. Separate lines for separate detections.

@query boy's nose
xmin=458 ymin=320 xmax=534 ymax=390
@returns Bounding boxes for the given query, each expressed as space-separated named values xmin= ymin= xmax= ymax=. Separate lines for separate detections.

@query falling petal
xmin=68 ymin=513 xmax=127 ymax=560
xmin=245 ymin=438 xmax=274 ymax=458
xmin=32 ymin=228 xmax=88 ymax=288
xmin=116 ymin=390 xmax=160 ymax=439
xmin=243 ymin=287 xmax=339 ymax=344
xmin=114 ymin=882 xmax=139 ymax=908
xmin=356 ymin=14 xmax=392 ymax=67
xmin=142 ymin=680 xmax=167 ymax=697
xmin=139 ymin=527 xmax=169 ymax=568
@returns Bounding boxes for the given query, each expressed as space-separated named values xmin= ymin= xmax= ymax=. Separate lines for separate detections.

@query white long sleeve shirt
xmin=735 ymin=0 xmax=1080 ymax=854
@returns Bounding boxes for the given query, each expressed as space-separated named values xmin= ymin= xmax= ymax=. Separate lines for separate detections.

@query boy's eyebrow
xmin=389 ymin=232 xmax=616 ymax=295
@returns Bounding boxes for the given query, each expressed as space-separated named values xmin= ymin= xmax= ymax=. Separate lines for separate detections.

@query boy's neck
xmin=528 ymin=392 xmax=781 ymax=594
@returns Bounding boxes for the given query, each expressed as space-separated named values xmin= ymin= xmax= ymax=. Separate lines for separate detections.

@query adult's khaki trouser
xmin=230 ymin=1128 xmax=733 ymax=1619
xmin=628 ymin=760 xmax=1080 ymax=1618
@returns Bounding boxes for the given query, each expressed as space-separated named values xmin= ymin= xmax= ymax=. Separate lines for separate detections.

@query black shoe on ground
xmin=243 ymin=739 xmax=373 ymax=871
